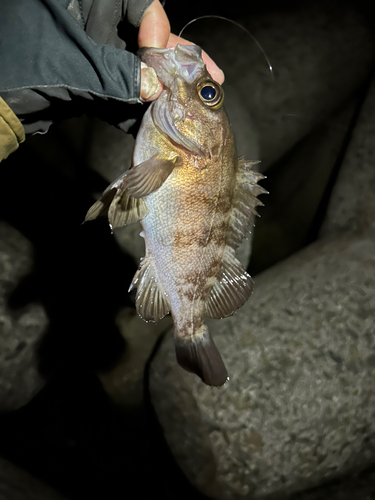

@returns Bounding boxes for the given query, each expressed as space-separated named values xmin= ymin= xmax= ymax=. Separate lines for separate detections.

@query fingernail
xmin=141 ymin=63 xmax=159 ymax=100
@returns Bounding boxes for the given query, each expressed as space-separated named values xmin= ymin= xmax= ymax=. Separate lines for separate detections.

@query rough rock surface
xmin=0 ymin=458 xmax=68 ymax=500
xmin=0 ymin=223 xmax=47 ymax=413
xmin=150 ymin=230 xmax=375 ymax=499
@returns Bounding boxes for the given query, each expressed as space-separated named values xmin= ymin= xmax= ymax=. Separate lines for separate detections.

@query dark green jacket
xmin=0 ymin=0 xmax=153 ymax=151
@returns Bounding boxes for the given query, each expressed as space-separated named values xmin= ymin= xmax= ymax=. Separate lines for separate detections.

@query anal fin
xmin=129 ymin=256 xmax=170 ymax=322
xmin=205 ymin=246 xmax=254 ymax=319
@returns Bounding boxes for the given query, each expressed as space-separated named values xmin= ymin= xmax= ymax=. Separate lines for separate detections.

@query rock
xmin=320 ymin=77 xmax=375 ymax=238
xmin=0 ymin=457 xmax=68 ymax=500
xmin=150 ymin=230 xmax=375 ymax=499
xmin=0 ymin=222 xmax=47 ymax=412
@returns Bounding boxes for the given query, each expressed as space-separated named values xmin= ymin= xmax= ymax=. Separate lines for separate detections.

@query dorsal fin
xmin=205 ymin=246 xmax=254 ymax=319
xmin=129 ymin=255 xmax=170 ymax=322
xmin=227 ymin=159 xmax=267 ymax=250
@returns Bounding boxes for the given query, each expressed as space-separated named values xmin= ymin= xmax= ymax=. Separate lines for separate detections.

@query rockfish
xmin=86 ymin=45 xmax=266 ymax=386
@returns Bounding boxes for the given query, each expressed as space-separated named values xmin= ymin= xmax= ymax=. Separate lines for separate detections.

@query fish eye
xmin=197 ymin=80 xmax=224 ymax=109
xmin=200 ymin=85 xmax=217 ymax=100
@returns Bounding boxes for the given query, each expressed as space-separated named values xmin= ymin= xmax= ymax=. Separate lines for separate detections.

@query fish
xmin=85 ymin=44 xmax=266 ymax=386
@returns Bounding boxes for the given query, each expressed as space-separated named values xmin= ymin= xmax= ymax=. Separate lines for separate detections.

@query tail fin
xmin=174 ymin=327 xmax=228 ymax=387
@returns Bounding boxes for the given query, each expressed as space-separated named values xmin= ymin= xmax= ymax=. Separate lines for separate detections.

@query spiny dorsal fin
xmin=205 ymin=246 xmax=254 ymax=319
xmin=227 ymin=159 xmax=267 ymax=250
xmin=129 ymin=255 xmax=170 ymax=323
xmin=84 ymin=155 xmax=179 ymax=228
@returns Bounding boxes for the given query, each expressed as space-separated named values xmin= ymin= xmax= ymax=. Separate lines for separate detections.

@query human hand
xmin=138 ymin=0 xmax=225 ymax=102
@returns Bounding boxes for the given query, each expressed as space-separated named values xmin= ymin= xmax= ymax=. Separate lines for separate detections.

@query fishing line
xmin=178 ymin=15 xmax=274 ymax=81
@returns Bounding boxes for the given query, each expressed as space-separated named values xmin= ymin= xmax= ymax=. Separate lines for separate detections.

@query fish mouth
xmin=138 ymin=45 xmax=205 ymax=87
xmin=139 ymin=45 xmax=207 ymax=157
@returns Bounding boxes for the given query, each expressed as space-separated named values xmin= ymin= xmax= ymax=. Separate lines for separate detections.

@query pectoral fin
xmin=205 ymin=246 xmax=254 ymax=319
xmin=129 ymin=255 xmax=170 ymax=322
xmin=84 ymin=155 xmax=179 ymax=228
xmin=84 ymin=171 xmax=149 ymax=228
xmin=126 ymin=155 xmax=180 ymax=199
xmin=84 ymin=188 xmax=117 ymax=222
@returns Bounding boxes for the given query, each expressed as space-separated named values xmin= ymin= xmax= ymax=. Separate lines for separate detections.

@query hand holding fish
xmin=0 ymin=0 xmax=225 ymax=162
xmin=139 ymin=0 xmax=225 ymax=102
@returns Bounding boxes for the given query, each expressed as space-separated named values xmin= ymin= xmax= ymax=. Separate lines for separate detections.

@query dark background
xmin=0 ymin=1 xmax=374 ymax=499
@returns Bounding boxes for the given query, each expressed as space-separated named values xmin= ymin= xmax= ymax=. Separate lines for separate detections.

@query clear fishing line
xmin=178 ymin=15 xmax=274 ymax=81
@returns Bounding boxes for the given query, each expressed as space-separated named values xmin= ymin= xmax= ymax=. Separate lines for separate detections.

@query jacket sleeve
xmin=0 ymin=0 xmax=152 ymax=135
xmin=0 ymin=97 xmax=25 ymax=162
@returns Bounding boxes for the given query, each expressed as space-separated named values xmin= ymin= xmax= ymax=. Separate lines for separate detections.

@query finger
xmin=167 ymin=33 xmax=225 ymax=85
xmin=138 ymin=0 xmax=170 ymax=49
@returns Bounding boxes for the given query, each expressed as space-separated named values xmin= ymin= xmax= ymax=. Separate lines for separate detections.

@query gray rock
xmin=0 ymin=222 xmax=47 ymax=412
xmin=320 ymin=77 xmax=375 ymax=238
xmin=150 ymin=230 xmax=375 ymax=499
xmin=0 ymin=457 xmax=68 ymax=500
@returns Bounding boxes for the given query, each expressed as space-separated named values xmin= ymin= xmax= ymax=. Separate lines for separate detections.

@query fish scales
xmin=140 ymin=133 xmax=235 ymax=326
xmin=85 ymin=44 xmax=266 ymax=386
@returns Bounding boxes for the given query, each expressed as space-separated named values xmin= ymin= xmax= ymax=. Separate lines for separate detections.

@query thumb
xmin=138 ymin=0 xmax=170 ymax=49
xmin=140 ymin=63 xmax=163 ymax=101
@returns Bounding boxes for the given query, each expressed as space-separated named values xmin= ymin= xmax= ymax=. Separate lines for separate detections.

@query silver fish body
xmin=86 ymin=45 xmax=266 ymax=386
